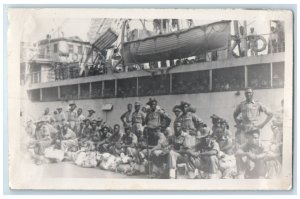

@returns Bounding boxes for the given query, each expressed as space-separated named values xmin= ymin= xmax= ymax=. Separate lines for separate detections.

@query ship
xmin=20 ymin=19 xmax=285 ymax=140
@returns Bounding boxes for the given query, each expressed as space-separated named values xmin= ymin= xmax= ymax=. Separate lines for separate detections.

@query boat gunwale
xmin=123 ymin=20 xmax=232 ymax=45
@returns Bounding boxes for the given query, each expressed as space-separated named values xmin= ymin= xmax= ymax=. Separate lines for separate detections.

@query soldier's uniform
xmin=131 ymin=109 xmax=145 ymax=138
xmin=121 ymin=110 xmax=133 ymax=129
xmin=234 ymin=100 xmax=272 ymax=144
xmin=68 ymin=103 xmax=78 ymax=132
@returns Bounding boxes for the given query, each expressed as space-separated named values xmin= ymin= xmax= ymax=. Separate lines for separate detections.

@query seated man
xmin=57 ymin=122 xmax=78 ymax=152
xmin=107 ymin=124 xmax=124 ymax=156
xmin=190 ymin=133 xmax=220 ymax=179
xmin=34 ymin=121 xmax=53 ymax=156
xmin=235 ymin=130 xmax=268 ymax=179
xmin=120 ymin=127 xmax=138 ymax=159
xmin=96 ymin=126 xmax=113 ymax=153
xmin=167 ymin=122 xmax=195 ymax=179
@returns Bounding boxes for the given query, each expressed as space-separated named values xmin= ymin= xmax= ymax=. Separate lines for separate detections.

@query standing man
xmin=248 ymin=27 xmax=258 ymax=56
xmin=67 ymin=103 xmax=77 ymax=132
xmin=75 ymin=108 xmax=85 ymax=136
xmin=233 ymin=88 xmax=273 ymax=145
xmin=120 ymin=103 xmax=133 ymax=129
xmin=144 ymin=98 xmax=171 ymax=146
xmin=55 ymin=107 xmax=66 ymax=128
xmin=131 ymin=101 xmax=145 ymax=139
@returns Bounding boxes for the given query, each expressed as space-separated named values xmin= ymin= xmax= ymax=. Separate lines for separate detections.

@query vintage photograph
xmin=8 ymin=8 xmax=293 ymax=190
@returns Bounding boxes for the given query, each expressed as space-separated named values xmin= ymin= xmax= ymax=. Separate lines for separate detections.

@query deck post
xmin=170 ymin=74 xmax=172 ymax=94
xmin=136 ymin=77 xmax=139 ymax=97
xmin=78 ymin=84 xmax=81 ymax=99
xmin=209 ymin=70 xmax=213 ymax=91
xmin=270 ymin=62 xmax=273 ymax=88
xmin=89 ymin=82 xmax=92 ymax=98
xmin=115 ymin=79 xmax=117 ymax=97
xmin=40 ymin=88 xmax=43 ymax=101
xmin=58 ymin=86 xmax=61 ymax=100
xmin=244 ymin=65 xmax=248 ymax=88
xmin=102 ymin=81 xmax=105 ymax=97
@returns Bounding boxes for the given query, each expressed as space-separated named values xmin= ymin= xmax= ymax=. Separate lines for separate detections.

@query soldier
xmin=144 ymin=98 xmax=171 ymax=146
xmin=191 ymin=133 xmax=221 ymax=179
xmin=86 ymin=109 xmax=96 ymax=121
xmin=177 ymin=101 xmax=203 ymax=136
xmin=235 ymin=130 xmax=268 ymax=179
xmin=120 ymin=103 xmax=133 ymax=129
xmin=131 ymin=101 xmax=145 ymax=140
xmin=75 ymin=108 xmax=85 ymax=136
xmin=107 ymin=124 xmax=124 ymax=156
xmin=120 ymin=127 xmax=138 ymax=158
xmin=67 ymin=103 xmax=77 ymax=132
xmin=233 ymin=87 xmax=273 ymax=145
xmin=54 ymin=107 xmax=66 ymax=129
xmin=58 ymin=121 xmax=78 ymax=152
xmin=168 ymin=122 xmax=194 ymax=179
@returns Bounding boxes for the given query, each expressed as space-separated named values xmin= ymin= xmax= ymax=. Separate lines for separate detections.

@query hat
xmin=179 ymin=101 xmax=191 ymax=111
xmin=102 ymin=126 xmax=110 ymax=131
xmin=88 ymin=109 xmax=95 ymax=113
xmin=69 ymin=103 xmax=76 ymax=107
xmin=210 ymin=114 xmax=219 ymax=119
xmin=173 ymin=105 xmax=182 ymax=113
xmin=97 ymin=117 xmax=103 ymax=122
xmin=146 ymin=98 xmax=157 ymax=106
xmin=135 ymin=101 xmax=141 ymax=106
xmin=57 ymin=107 xmax=63 ymax=110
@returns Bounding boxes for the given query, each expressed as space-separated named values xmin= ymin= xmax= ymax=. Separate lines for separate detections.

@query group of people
xmin=24 ymin=87 xmax=283 ymax=179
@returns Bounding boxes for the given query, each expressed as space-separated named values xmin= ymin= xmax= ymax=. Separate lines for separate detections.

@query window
xmin=60 ymin=84 xmax=78 ymax=100
xmin=172 ymin=71 xmax=209 ymax=94
xmin=103 ymin=80 xmax=115 ymax=98
xmin=91 ymin=81 xmax=102 ymax=98
xmin=28 ymin=89 xmax=40 ymax=102
xmin=78 ymin=46 xmax=83 ymax=54
xmin=54 ymin=44 xmax=58 ymax=53
xmin=139 ymin=75 xmax=170 ymax=96
xmin=117 ymin=78 xmax=137 ymax=97
xmin=42 ymin=87 xmax=58 ymax=101
xmin=248 ymin=64 xmax=271 ymax=89
xmin=212 ymin=66 xmax=245 ymax=92
xmin=272 ymin=62 xmax=284 ymax=88
xmin=80 ymin=83 xmax=90 ymax=99
xmin=69 ymin=44 xmax=74 ymax=53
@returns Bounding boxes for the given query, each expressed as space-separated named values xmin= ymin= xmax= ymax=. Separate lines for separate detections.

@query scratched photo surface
xmin=7 ymin=8 xmax=293 ymax=190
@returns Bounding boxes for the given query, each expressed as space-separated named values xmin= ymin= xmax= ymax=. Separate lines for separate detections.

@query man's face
xmin=57 ymin=109 xmax=62 ymax=113
xmin=249 ymin=133 xmax=259 ymax=146
xmin=245 ymin=89 xmax=254 ymax=101
xmin=85 ymin=120 xmax=90 ymax=126
xmin=150 ymin=102 xmax=157 ymax=111
xmin=77 ymin=109 xmax=82 ymax=115
xmin=88 ymin=111 xmax=93 ymax=116
xmin=125 ymin=128 xmax=130 ymax=135
xmin=250 ymin=28 xmax=254 ymax=33
xmin=114 ymin=125 xmax=120 ymax=133
xmin=135 ymin=105 xmax=140 ymax=112
xmin=174 ymin=110 xmax=181 ymax=117
xmin=183 ymin=104 xmax=189 ymax=113
xmin=127 ymin=104 xmax=132 ymax=111
xmin=91 ymin=122 xmax=97 ymax=128
xmin=97 ymin=121 xmax=102 ymax=126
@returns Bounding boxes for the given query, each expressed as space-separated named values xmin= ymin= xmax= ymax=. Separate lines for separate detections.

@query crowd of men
xmin=24 ymin=87 xmax=283 ymax=179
